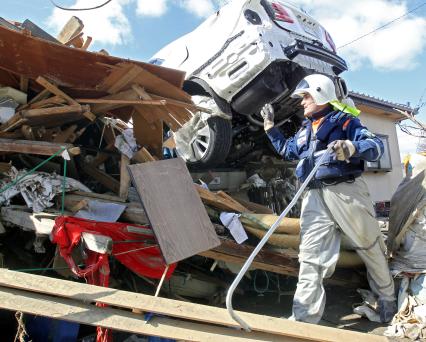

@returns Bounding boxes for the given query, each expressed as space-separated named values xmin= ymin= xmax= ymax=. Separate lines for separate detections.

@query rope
xmin=14 ymin=312 xmax=28 ymax=342
xmin=13 ymin=265 xmax=84 ymax=272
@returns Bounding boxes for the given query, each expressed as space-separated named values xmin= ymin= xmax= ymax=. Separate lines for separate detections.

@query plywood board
xmin=128 ymin=158 xmax=220 ymax=264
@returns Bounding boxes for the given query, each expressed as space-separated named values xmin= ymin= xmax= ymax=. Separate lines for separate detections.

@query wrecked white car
xmin=151 ymin=0 xmax=348 ymax=167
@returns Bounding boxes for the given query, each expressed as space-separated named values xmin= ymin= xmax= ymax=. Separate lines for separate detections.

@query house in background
xmin=350 ymin=91 xmax=412 ymax=215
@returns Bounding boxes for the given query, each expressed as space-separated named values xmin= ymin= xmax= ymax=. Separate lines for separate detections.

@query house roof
xmin=349 ymin=91 xmax=414 ymax=121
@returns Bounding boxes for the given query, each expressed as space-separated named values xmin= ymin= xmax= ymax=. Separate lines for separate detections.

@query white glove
xmin=329 ymin=140 xmax=356 ymax=161
xmin=260 ymin=104 xmax=275 ymax=131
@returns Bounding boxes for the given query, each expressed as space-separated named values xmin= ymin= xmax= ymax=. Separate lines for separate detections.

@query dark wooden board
xmin=128 ymin=158 xmax=220 ymax=264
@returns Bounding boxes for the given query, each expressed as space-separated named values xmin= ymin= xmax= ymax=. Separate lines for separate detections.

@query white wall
xmin=359 ymin=113 xmax=403 ymax=202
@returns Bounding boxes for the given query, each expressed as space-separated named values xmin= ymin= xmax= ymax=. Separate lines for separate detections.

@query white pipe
xmin=225 ymin=146 xmax=334 ymax=331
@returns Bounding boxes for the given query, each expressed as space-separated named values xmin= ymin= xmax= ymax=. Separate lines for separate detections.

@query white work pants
xmin=292 ymin=176 xmax=395 ymax=323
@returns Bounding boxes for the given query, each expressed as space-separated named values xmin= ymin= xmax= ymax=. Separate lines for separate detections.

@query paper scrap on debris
xmin=114 ymin=128 xmax=138 ymax=159
xmin=220 ymin=212 xmax=248 ymax=244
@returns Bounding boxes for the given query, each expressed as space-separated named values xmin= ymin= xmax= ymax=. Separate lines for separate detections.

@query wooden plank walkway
xmin=0 ymin=269 xmax=386 ymax=342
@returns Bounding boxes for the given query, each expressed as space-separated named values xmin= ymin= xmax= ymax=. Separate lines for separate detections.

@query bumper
xmin=284 ymin=39 xmax=348 ymax=74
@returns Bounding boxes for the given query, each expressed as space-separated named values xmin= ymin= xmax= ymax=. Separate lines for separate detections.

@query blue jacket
xmin=266 ymin=108 xmax=384 ymax=183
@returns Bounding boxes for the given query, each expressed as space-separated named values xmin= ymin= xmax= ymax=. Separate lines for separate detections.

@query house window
xmin=365 ymin=134 xmax=392 ymax=171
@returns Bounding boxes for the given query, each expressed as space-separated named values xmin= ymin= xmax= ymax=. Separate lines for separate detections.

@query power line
xmin=49 ymin=0 xmax=113 ymax=11
xmin=338 ymin=2 xmax=426 ymax=49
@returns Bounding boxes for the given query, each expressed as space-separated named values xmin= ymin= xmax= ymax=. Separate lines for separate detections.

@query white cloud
xmin=46 ymin=0 xmax=224 ymax=47
xmin=179 ymin=0 xmax=215 ymax=18
xmin=136 ymin=0 xmax=168 ymax=17
xmin=47 ymin=0 xmax=133 ymax=46
xmin=290 ymin=0 xmax=426 ymax=71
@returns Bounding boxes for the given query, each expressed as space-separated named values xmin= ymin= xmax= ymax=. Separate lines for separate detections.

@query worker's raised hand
xmin=329 ymin=140 xmax=356 ymax=161
xmin=260 ymin=103 xmax=275 ymax=131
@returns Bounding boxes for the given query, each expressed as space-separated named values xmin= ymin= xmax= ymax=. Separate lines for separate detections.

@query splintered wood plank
xmin=21 ymin=104 xmax=83 ymax=118
xmin=65 ymin=32 xmax=84 ymax=47
xmin=131 ymin=85 xmax=183 ymax=131
xmin=195 ymin=185 xmax=249 ymax=213
xmin=107 ymin=64 xmax=144 ymax=94
xmin=29 ymin=95 xmax=67 ymax=109
xmin=81 ymin=163 xmax=120 ymax=194
xmin=27 ymin=89 xmax=50 ymax=105
xmin=0 ymin=207 xmax=56 ymax=235
xmin=128 ymin=158 xmax=220 ymax=264
xmin=76 ymin=99 xmax=166 ymax=106
xmin=216 ymin=191 xmax=250 ymax=212
xmin=57 ymin=16 xmax=84 ymax=44
xmin=90 ymin=89 xmax=140 ymax=114
xmin=0 ymin=270 xmax=384 ymax=341
xmin=81 ymin=36 xmax=92 ymax=50
xmin=201 ymin=239 xmax=365 ymax=288
xmin=36 ymin=76 xmax=79 ymax=105
xmin=132 ymin=147 xmax=157 ymax=163
xmin=132 ymin=111 xmax=163 ymax=157
xmin=119 ymin=154 xmax=131 ymax=200
xmin=0 ymin=139 xmax=79 ymax=156
xmin=0 ymin=287 xmax=295 ymax=342
xmin=100 ymin=63 xmax=190 ymax=102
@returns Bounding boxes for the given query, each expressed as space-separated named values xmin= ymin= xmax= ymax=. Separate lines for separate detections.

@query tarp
xmin=51 ymin=216 xmax=176 ymax=280
xmin=387 ymin=170 xmax=426 ymax=255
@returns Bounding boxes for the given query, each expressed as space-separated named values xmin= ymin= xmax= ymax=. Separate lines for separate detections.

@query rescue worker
xmin=260 ymin=74 xmax=396 ymax=324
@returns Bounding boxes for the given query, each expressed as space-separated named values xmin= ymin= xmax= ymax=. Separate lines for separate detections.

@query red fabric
xmin=51 ymin=216 xmax=176 ymax=342
xmin=51 ymin=216 xmax=175 ymax=279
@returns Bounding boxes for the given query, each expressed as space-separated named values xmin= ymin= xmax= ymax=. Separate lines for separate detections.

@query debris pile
xmin=0 ymin=15 xmax=382 ymax=342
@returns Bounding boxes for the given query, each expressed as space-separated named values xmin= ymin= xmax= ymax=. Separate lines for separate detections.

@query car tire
xmin=180 ymin=96 xmax=232 ymax=168
xmin=188 ymin=115 xmax=232 ymax=168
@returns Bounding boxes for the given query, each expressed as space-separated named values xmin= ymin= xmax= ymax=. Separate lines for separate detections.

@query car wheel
xmin=178 ymin=96 xmax=232 ymax=168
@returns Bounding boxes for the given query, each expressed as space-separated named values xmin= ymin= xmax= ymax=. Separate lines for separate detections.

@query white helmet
xmin=291 ymin=74 xmax=337 ymax=105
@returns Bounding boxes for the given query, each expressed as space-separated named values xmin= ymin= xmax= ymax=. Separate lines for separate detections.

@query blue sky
xmin=2 ymin=0 xmax=426 ymax=156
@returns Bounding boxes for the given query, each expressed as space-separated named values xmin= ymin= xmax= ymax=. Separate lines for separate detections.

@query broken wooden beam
xmin=195 ymin=184 xmax=249 ymax=213
xmin=35 ymin=76 xmax=79 ymax=105
xmin=81 ymin=163 xmax=120 ymax=194
xmin=20 ymin=104 xmax=85 ymax=118
xmin=56 ymin=16 xmax=84 ymax=44
xmin=68 ymin=199 xmax=89 ymax=213
xmin=81 ymin=36 xmax=92 ymax=50
xmin=76 ymin=99 xmax=167 ymax=106
xmin=200 ymin=238 xmax=366 ymax=288
xmin=29 ymin=95 xmax=67 ymax=109
xmin=0 ymin=139 xmax=80 ymax=156
xmin=0 ymin=207 xmax=56 ymax=235
xmin=119 ymin=154 xmax=131 ymax=200
xmin=132 ymin=147 xmax=156 ymax=163
xmin=64 ymin=31 xmax=84 ymax=47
